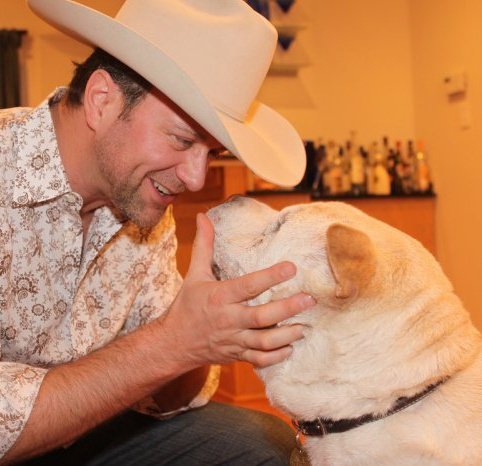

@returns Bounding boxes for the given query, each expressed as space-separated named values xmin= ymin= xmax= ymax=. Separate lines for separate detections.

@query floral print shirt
xmin=0 ymin=91 xmax=219 ymax=457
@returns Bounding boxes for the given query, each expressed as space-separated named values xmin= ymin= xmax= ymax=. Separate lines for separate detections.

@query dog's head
xmin=207 ymin=196 xmax=450 ymax=316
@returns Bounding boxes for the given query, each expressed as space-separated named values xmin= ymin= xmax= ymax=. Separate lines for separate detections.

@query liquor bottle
xmin=390 ymin=141 xmax=405 ymax=195
xmin=366 ymin=141 xmax=378 ymax=194
xmin=325 ymin=144 xmax=344 ymax=196
xmin=311 ymin=141 xmax=326 ymax=198
xmin=296 ymin=140 xmax=317 ymax=191
xmin=413 ymin=141 xmax=432 ymax=193
xmin=323 ymin=141 xmax=337 ymax=195
xmin=371 ymin=152 xmax=391 ymax=195
xmin=348 ymin=140 xmax=366 ymax=196
xmin=382 ymin=135 xmax=390 ymax=163
xmin=400 ymin=140 xmax=415 ymax=194
xmin=340 ymin=146 xmax=352 ymax=194
xmin=360 ymin=145 xmax=369 ymax=193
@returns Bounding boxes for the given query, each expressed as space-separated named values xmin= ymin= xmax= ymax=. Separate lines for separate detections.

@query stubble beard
xmin=111 ymin=182 xmax=165 ymax=229
xmin=94 ymin=139 xmax=166 ymax=230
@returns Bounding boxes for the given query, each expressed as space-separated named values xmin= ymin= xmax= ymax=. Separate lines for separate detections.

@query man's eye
xmin=174 ymin=136 xmax=194 ymax=148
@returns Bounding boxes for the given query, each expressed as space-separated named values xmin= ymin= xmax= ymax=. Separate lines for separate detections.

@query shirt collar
xmin=12 ymin=88 xmax=74 ymax=208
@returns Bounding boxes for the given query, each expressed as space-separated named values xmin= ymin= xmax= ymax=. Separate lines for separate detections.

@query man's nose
xmin=176 ymin=150 xmax=208 ymax=192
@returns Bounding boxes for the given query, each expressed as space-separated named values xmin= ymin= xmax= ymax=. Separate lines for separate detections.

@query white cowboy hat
xmin=27 ymin=0 xmax=306 ymax=187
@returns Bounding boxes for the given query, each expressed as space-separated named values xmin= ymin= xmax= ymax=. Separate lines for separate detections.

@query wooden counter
xmin=171 ymin=166 xmax=436 ymax=422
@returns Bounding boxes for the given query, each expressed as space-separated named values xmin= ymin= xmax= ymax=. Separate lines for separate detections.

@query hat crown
xmin=116 ymin=0 xmax=277 ymax=121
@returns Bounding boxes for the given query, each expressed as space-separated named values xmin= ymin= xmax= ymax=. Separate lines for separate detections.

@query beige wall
xmin=3 ymin=0 xmax=415 ymax=139
xmin=2 ymin=1 xmax=481 ymax=327
xmin=259 ymin=0 xmax=416 ymax=143
xmin=1 ymin=0 xmax=123 ymax=106
xmin=410 ymin=0 xmax=482 ymax=328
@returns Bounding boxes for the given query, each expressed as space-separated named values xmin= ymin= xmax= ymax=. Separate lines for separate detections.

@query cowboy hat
xmin=27 ymin=0 xmax=306 ymax=187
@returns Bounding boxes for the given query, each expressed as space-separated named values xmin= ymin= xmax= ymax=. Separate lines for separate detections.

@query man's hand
xmin=161 ymin=213 xmax=315 ymax=369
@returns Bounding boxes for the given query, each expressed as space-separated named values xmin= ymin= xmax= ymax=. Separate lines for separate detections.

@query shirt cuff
xmin=132 ymin=364 xmax=221 ymax=419
xmin=0 ymin=363 xmax=48 ymax=458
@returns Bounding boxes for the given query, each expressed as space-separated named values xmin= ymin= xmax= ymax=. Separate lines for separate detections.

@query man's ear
xmin=326 ymin=223 xmax=376 ymax=300
xmin=83 ymin=69 xmax=122 ymax=131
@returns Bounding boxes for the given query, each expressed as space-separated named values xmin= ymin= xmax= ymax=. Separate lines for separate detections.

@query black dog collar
xmin=293 ymin=378 xmax=447 ymax=437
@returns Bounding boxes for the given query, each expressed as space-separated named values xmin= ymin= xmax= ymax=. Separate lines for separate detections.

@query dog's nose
xmin=211 ymin=261 xmax=222 ymax=280
xmin=225 ymin=194 xmax=245 ymax=204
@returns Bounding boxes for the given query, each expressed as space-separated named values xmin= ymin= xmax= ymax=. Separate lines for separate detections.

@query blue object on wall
xmin=276 ymin=0 xmax=296 ymax=13
xmin=278 ymin=33 xmax=295 ymax=50
xmin=246 ymin=0 xmax=270 ymax=19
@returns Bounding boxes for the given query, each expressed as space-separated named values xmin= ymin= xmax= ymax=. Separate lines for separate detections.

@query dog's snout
xmin=224 ymin=194 xmax=246 ymax=204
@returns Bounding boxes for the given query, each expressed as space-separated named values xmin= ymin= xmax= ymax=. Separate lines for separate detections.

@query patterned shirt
xmin=0 ymin=91 xmax=219 ymax=457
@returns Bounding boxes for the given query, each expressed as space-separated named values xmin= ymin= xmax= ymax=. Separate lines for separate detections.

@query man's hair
xmin=66 ymin=48 xmax=152 ymax=118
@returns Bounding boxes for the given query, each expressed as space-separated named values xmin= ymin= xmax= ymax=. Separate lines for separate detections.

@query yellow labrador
xmin=207 ymin=196 xmax=482 ymax=466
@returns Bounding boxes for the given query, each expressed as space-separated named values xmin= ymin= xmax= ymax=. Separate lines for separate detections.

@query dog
xmin=207 ymin=196 xmax=482 ymax=466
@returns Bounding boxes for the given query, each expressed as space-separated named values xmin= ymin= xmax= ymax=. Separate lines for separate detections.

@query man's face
xmin=92 ymin=89 xmax=224 ymax=228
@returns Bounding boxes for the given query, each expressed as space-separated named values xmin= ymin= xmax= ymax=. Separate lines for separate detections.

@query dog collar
xmin=292 ymin=378 xmax=447 ymax=437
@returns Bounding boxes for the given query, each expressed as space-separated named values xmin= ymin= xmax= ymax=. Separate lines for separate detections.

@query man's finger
xmin=240 ymin=292 xmax=316 ymax=329
xmin=186 ymin=213 xmax=215 ymax=279
xmin=240 ymin=325 xmax=305 ymax=352
xmin=222 ymin=261 xmax=297 ymax=303
xmin=241 ymin=346 xmax=294 ymax=368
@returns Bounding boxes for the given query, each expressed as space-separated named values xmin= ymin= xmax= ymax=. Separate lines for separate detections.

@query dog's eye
xmin=263 ymin=223 xmax=279 ymax=235
xmin=264 ymin=215 xmax=286 ymax=235
xmin=251 ymin=217 xmax=286 ymax=248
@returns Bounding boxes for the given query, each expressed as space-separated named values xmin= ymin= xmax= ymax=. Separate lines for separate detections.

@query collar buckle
xmin=293 ymin=418 xmax=327 ymax=437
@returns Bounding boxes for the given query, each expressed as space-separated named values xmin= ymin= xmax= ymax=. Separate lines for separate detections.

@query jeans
xmin=21 ymin=402 xmax=296 ymax=465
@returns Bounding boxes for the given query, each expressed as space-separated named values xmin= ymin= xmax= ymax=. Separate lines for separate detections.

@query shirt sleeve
xmin=0 ymin=361 xmax=48 ymax=458
xmin=120 ymin=208 xmax=220 ymax=418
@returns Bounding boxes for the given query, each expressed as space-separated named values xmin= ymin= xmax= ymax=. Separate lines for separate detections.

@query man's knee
xmin=194 ymin=402 xmax=296 ymax=465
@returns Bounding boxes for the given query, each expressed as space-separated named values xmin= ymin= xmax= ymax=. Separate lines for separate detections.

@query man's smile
xmin=152 ymin=179 xmax=173 ymax=196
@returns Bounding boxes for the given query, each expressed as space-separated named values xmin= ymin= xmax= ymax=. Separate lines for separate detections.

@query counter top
xmin=247 ymin=189 xmax=436 ymax=200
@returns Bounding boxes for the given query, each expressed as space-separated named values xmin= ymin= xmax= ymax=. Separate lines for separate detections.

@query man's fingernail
xmin=302 ymin=294 xmax=316 ymax=307
xmin=281 ymin=263 xmax=296 ymax=278
xmin=293 ymin=325 xmax=305 ymax=339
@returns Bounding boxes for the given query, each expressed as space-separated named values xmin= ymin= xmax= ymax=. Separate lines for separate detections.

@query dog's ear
xmin=326 ymin=223 xmax=376 ymax=300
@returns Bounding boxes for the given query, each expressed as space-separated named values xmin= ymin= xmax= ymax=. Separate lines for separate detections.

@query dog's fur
xmin=207 ymin=197 xmax=482 ymax=466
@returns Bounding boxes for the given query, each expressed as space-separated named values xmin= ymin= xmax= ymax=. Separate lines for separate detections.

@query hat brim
xmin=28 ymin=0 xmax=306 ymax=187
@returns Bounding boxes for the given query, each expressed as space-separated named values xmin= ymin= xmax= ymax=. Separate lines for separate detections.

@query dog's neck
xmin=292 ymin=377 xmax=448 ymax=438
xmin=259 ymin=300 xmax=482 ymax=422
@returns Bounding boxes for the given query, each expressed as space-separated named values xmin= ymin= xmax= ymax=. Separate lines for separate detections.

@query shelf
xmin=271 ymin=22 xmax=307 ymax=36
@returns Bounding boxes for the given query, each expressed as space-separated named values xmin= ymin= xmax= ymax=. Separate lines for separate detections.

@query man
xmin=0 ymin=0 xmax=312 ymax=464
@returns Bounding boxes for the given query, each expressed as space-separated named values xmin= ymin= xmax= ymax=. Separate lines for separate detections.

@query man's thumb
xmin=186 ymin=213 xmax=215 ymax=278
